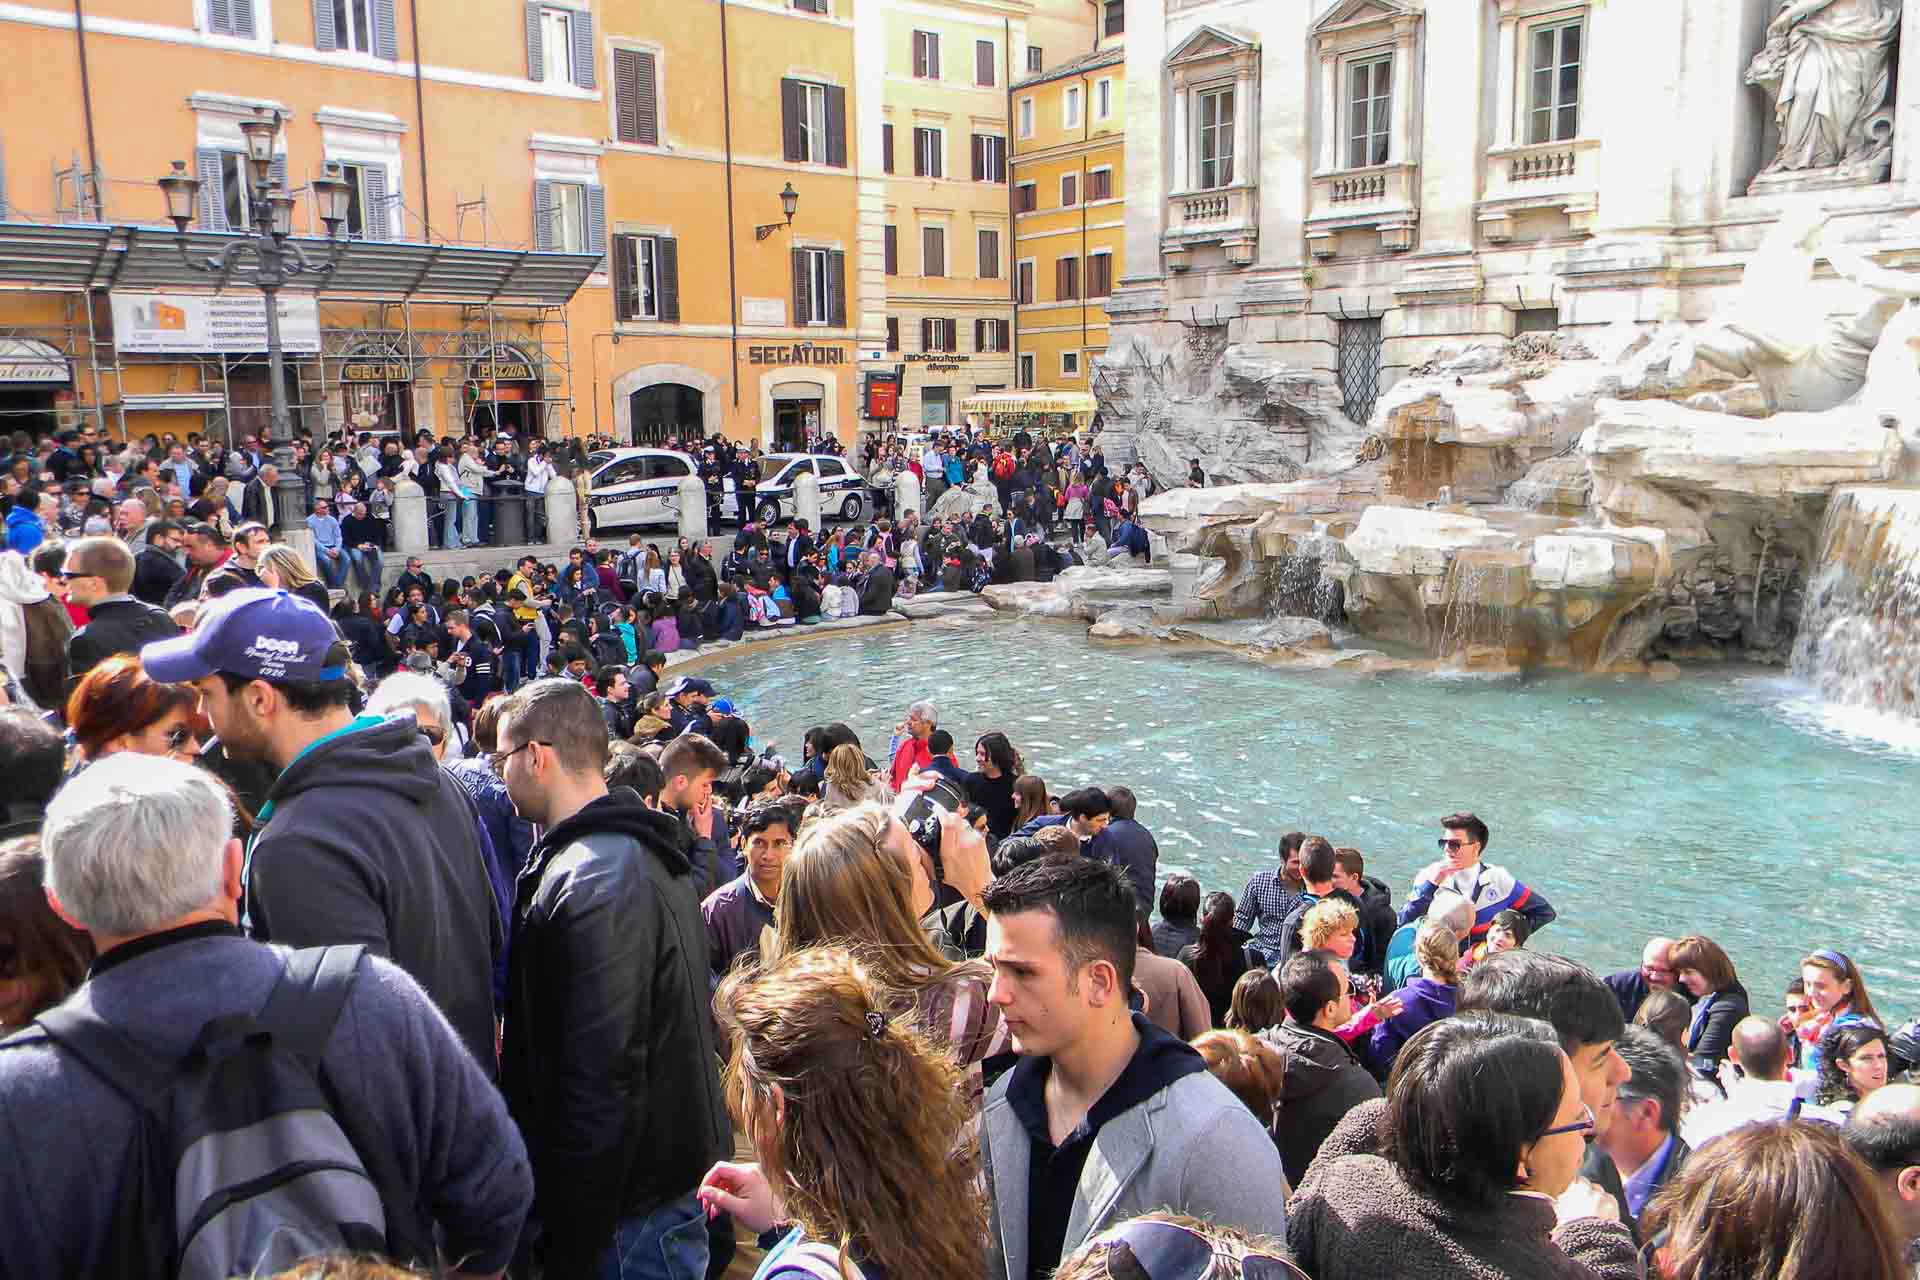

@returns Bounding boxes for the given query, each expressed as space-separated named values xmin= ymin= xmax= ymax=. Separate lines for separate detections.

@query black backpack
xmin=36 ymin=944 xmax=436 ymax=1279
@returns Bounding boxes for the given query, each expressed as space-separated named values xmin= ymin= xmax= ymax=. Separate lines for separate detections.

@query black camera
xmin=893 ymin=776 xmax=964 ymax=889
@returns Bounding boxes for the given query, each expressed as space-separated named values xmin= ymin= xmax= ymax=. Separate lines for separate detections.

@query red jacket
xmin=890 ymin=736 xmax=932 ymax=792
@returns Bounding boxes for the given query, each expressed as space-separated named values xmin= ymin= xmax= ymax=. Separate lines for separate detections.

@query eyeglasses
xmin=1540 ymin=1104 xmax=1597 ymax=1139
xmin=490 ymin=739 xmax=549 ymax=775
xmin=419 ymin=724 xmax=446 ymax=746
xmin=1086 ymin=1220 xmax=1306 ymax=1280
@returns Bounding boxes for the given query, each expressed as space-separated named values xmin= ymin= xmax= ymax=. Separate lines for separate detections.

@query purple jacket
xmin=1368 ymin=976 xmax=1457 ymax=1074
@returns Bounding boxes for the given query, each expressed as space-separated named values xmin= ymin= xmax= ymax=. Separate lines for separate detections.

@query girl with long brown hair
xmin=698 ymin=946 xmax=985 ymax=1280
xmin=1010 ymin=773 xmax=1049 ymax=832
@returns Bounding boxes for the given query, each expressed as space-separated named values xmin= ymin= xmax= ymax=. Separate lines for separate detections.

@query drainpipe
xmin=1006 ymin=19 xmax=1017 ymax=386
xmin=409 ymin=0 xmax=431 ymax=239
xmin=720 ymin=0 xmax=742 ymax=411
xmin=1080 ymin=73 xmax=1091 ymax=355
xmin=72 ymin=0 xmax=102 ymax=218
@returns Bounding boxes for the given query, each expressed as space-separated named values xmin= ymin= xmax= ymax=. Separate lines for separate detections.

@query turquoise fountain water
xmin=699 ymin=619 xmax=1920 ymax=1020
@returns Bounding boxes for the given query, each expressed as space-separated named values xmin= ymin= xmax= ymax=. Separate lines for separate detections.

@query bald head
xmin=1728 ymin=1015 xmax=1789 ymax=1081
xmin=1846 ymin=1084 xmax=1920 ymax=1240
xmin=1642 ymin=936 xmax=1677 ymax=989
xmin=1431 ymin=888 xmax=1475 ymax=939
xmin=1853 ymin=1082 xmax=1920 ymax=1130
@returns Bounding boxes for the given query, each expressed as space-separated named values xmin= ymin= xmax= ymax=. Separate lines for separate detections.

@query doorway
xmin=0 ymin=388 xmax=58 ymax=440
xmin=630 ymin=383 xmax=705 ymax=446
xmin=773 ymin=398 xmax=821 ymax=453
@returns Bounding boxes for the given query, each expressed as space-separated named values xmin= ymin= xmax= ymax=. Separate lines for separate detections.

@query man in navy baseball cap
xmin=138 ymin=586 xmax=503 ymax=1076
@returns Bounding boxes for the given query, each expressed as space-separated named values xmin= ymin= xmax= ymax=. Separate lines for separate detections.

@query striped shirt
xmin=1235 ymin=869 xmax=1305 ymax=957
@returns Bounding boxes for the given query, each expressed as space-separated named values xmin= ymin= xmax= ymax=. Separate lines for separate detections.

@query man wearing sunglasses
xmin=62 ymin=536 xmax=179 ymax=685
xmin=1397 ymin=811 xmax=1556 ymax=944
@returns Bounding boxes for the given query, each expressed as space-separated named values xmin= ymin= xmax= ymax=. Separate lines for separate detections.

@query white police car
xmin=583 ymin=448 xmax=700 ymax=532
xmin=721 ymin=453 xmax=869 ymax=526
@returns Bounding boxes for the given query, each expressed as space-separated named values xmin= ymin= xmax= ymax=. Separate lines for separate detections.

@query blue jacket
xmin=1091 ymin=819 xmax=1159 ymax=916
xmin=1369 ymin=975 xmax=1458 ymax=1076
xmin=5 ymin=504 xmax=44 ymax=554
xmin=1397 ymin=859 xmax=1556 ymax=940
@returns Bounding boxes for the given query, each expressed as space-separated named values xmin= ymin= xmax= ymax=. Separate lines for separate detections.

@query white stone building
xmin=1101 ymin=0 xmax=1920 ymax=482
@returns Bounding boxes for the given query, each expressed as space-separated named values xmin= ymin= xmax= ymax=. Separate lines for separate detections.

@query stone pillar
xmin=794 ymin=468 xmax=823 ymax=530
xmin=1898 ymin=0 xmax=1920 ymax=191
xmin=895 ymin=468 xmax=922 ymax=520
xmin=545 ymin=476 xmax=579 ymax=548
xmin=677 ymin=475 xmax=708 ymax=542
xmin=1417 ymin=0 xmax=1487 ymax=251
xmin=392 ymin=478 xmax=428 ymax=554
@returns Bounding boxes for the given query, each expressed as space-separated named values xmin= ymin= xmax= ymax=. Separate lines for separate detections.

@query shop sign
xmin=748 ymin=343 xmax=847 ymax=366
xmin=864 ymin=371 xmax=901 ymax=420
xmin=472 ymin=361 xmax=536 ymax=381
xmin=340 ymin=361 xmax=413 ymax=382
xmin=0 ymin=359 xmax=68 ymax=384
xmin=109 ymin=291 xmax=321 ymax=355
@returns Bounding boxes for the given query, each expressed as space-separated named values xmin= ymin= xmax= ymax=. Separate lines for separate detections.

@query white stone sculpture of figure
xmin=1747 ymin=0 xmax=1901 ymax=178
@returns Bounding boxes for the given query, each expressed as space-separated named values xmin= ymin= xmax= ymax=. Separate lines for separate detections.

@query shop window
xmin=923 ymin=385 xmax=952 ymax=426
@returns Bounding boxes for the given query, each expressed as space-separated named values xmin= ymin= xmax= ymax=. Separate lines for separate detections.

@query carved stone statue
xmin=1747 ymin=0 xmax=1901 ymax=187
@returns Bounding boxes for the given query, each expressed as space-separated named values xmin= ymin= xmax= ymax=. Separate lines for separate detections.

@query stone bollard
xmin=677 ymin=474 xmax=708 ymax=542
xmin=393 ymin=478 xmax=429 ymax=555
xmin=895 ymin=468 xmax=922 ymax=521
xmin=545 ymin=476 xmax=579 ymax=548
xmin=794 ymin=468 xmax=822 ymax=530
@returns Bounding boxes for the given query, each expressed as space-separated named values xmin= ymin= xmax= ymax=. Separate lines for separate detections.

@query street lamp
xmin=755 ymin=182 xmax=801 ymax=242
xmin=156 ymin=109 xmax=349 ymax=537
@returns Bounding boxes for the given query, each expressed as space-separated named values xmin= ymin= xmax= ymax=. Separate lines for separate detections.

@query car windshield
xmin=757 ymin=457 xmax=794 ymax=484
xmin=588 ymin=451 xmax=616 ymax=467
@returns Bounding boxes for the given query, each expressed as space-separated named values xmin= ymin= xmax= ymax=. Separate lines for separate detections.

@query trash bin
xmin=491 ymin=479 xmax=526 ymax=546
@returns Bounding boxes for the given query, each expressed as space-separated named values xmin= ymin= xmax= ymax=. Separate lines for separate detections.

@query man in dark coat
xmin=240 ymin=463 xmax=280 ymax=529
xmin=1090 ymin=785 xmax=1159 ymax=919
xmin=130 ymin=520 xmax=186 ymax=606
xmin=857 ymin=555 xmax=896 ymax=615
xmin=1261 ymin=951 xmax=1382 ymax=1186
xmin=62 ymin=537 xmax=179 ymax=685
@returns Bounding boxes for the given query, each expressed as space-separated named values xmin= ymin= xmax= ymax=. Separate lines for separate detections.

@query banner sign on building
xmin=110 ymin=292 xmax=322 ymax=355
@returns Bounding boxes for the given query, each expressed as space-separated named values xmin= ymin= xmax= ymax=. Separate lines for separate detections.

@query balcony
xmin=1477 ymin=135 xmax=1600 ymax=242
xmin=1304 ymin=161 xmax=1420 ymax=258
xmin=1162 ymin=182 xmax=1258 ymax=270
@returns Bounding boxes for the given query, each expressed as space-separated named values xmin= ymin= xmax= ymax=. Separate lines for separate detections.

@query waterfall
xmin=1267 ymin=552 xmax=1344 ymax=626
xmin=1790 ymin=486 xmax=1920 ymax=717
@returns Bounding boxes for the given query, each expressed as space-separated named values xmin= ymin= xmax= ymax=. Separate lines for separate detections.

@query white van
xmin=584 ymin=448 xmax=700 ymax=533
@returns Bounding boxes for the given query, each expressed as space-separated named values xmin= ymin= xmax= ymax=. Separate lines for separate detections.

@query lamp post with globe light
xmin=157 ymin=108 xmax=354 ymax=537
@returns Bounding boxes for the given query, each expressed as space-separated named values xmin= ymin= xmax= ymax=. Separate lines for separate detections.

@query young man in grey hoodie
xmin=979 ymin=856 xmax=1286 ymax=1280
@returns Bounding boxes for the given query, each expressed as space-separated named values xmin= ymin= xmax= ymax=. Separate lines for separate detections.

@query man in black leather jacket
xmin=495 ymin=678 xmax=728 ymax=1280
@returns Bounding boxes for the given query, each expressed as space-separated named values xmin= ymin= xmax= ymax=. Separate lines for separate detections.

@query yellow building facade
xmin=1010 ymin=28 xmax=1124 ymax=395
xmin=0 ymin=0 xmax=879 ymax=451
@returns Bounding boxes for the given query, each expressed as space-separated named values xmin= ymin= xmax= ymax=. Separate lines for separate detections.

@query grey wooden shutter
xmin=825 ymin=86 xmax=847 ymax=168
xmin=533 ymin=180 xmax=555 ymax=250
xmin=781 ymin=79 xmax=804 ymax=162
xmin=883 ymin=225 xmax=897 ymax=274
xmin=525 ymin=1 xmax=544 ymax=79
xmin=792 ymin=248 xmax=811 ymax=324
xmin=586 ymin=184 xmax=607 ymax=264
xmin=195 ymin=148 xmax=225 ymax=230
xmin=361 ymin=164 xmax=389 ymax=240
xmin=570 ymin=9 xmax=596 ymax=88
xmin=976 ymin=40 xmax=994 ymax=86
xmin=210 ymin=0 xmax=233 ymax=33
xmin=613 ymin=235 xmax=637 ymax=319
xmin=658 ymin=236 xmax=680 ymax=322
xmin=233 ymin=0 xmax=257 ymax=37
xmin=372 ymin=0 xmax=397 ymax=58
xmin=882 ymin=123 xmax=894 ymax=173
xmin=828 ymin=250 xmax=846 ymax=326
xmin=312 ymin=0 xmax=336 ymax=49
xmin=615 ymin=49 xmax=658 ymax=144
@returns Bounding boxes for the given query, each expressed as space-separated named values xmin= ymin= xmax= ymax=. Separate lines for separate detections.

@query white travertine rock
xmin=1342 ymin=507 xmax=1512 ymax=577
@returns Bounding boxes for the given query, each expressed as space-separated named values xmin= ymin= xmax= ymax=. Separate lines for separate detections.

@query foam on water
xmin=705 ymin=620 xmax=1920 ymax=1016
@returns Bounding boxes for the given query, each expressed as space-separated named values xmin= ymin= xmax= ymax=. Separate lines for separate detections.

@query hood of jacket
xmin=1265 ymin=1020 xmax=1368 ymax=1103
xmin=4 ymin=506 xmax=41 ymax=537
xmin=1359 ymin=876 xmax=1393 ymax=910
xmin=532 ymin=787 xmax=694 ymax=878
xmin=269 ymin=713 xmax=445 ymax=811
xmin=0 ymin=551 xmax=48 ymax=605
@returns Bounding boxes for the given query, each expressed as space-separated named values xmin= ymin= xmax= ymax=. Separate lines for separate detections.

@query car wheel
xmin=756 ymin=498 xmax=782 ymax=525
xmin=840 ymin=492 xmax=863 ymax=522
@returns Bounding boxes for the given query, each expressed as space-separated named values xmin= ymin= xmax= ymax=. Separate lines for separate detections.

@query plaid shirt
xmin=1235 ymin=869 xmax=1304 ymax=957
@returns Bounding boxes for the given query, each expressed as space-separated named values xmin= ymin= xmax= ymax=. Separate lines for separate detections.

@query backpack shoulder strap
xmin=257 ymin=944 xmax=366 ymax=1062
xmin=35 ymin=1003 xmax=171 ymax=1112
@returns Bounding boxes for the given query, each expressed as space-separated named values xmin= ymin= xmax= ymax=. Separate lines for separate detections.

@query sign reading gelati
xmin=110 ymin=291 xmax=322 ymax=355
xmin=340 ymin=361 xmax=413 ymax=382
xmin=747 ymin=343 xmax=848 ymax=366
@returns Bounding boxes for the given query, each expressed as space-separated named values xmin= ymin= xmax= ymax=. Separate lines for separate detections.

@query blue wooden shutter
xmin=570 ymin=9 xmax=596 ymax=88
xmin=372 ymin=0 xmax=398 ymax=59
xmin=525 ymin=2 xmax=544 ymax=80
xmin=196 ymin=148 xmax=226 ymax=230
xmin=312 ymin=0 xmax=336 ymax=50
xmin=362 ymin=164 xmax=390 ymax=240
xmin=585 ymin=183 xmax=607 ymax=265
xmin=533 ymin=180 xmax=555 ymax=251
xmin=209 ymin=0 xmax=233 ymax=34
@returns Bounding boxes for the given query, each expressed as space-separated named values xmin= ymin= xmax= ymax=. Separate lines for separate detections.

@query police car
xmin=720 ymin=453 xmax=869 ymax=526
xmin=583 ymin=448 xmax=701 ymax=533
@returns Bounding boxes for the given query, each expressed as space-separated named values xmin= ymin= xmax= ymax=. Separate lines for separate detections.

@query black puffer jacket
xmin=1261 ymin=1020 xmax=1382 ymax=1187
xmin=501 ymin=789 xmax=729 ymax=1278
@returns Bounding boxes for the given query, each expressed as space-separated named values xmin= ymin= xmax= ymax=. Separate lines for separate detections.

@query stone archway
xmin=612 ymin=363 xmax=724 ymax=443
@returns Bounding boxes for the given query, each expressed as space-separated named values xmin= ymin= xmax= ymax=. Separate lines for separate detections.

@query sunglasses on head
xmin=1087 ymin=1221 xmax=1306 ymax=1280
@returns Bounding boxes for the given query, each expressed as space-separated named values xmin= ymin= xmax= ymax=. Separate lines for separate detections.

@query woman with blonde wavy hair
xmin=698 ymin=945 xmax=985 ymax=1280
xmin=774 ymin=802 xmax=1006 ymax=1079
xmin=816 ymin=742 xmax=889 ymax=817
xmin=255 ymin=543 xmax=332 ymax=612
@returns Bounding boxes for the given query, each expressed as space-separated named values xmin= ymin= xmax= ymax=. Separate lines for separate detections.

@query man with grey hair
xmin=1599 ymin=1024 xmax=1692 ymax=1231
xmin=495 ymin=678 xmax=728 ymax=1280
xmin=1383 ymin=887 xmax=1475 ymax=991
xmin=0 ymin=754 xmax=533 ymax=1279
xmin=888 ymin=698 xmax=936 ymax=791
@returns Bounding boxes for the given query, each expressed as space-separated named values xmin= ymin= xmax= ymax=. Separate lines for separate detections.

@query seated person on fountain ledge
xmin=1396 ymin=811 xmax=1556 ymax=944
xmin=1105 ymin=516 xmax=1151 ymax=564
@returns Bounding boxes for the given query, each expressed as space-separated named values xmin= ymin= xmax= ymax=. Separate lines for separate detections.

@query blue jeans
xmin=315 ymin=547 xmax=348 ymax=588
xmin=460 ymin=495 xmax=479 ymax=546
xmin=440 ymin=497 xmax=463 ymax=549
xmin=347 ymin=546 xmax=382 ymax=592
xmin=592 ymin=1192 xmax=708 ymax=1280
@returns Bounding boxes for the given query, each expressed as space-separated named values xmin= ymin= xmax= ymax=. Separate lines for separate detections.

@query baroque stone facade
xmin=1098 ymin=0 xmax=1920 ymax=483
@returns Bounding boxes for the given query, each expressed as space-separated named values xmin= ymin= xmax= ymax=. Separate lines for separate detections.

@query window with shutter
xmin=882 ymin=123 xmax=894 ymax=173
xmin=972 ymin=135 xmax=1004 ymax=183
xmin=657 ymin=236 xmax=680 ymax=322
xmin=585 ymin=184 xmax=607 ymax=265
xmin=945 ymin=320 xmax=959 ymax=353
xmin=211 ymin=0 xmax=258 ymax=37
xmin=824 ymin=85 xmax=848 ymax=168
xmin=1056 ymin=257 xmax=1079 ymax=301
xmin=194 ymin=148 xmax=227 ymax=231
xmin=884 ymin=225 xmax=897 ymax=275
xmin=781 ymin=80 xmax=805 ymax=163
xmin=1016 ymin=183 xmax=1036 ymax=214
xmin=614 ymin=235 xmax=640 ymax=320
xmin=1088 ymin=169 xmax=1111 ymax=201
xmin=920 ymin=318 xmax=932 ymax=351
xmin=913 ymin=31 xmax=941 ymax=79
xmin=793 ymin=249 xmax=812 ymax=328
xmin=313 ymin=0 xmax=337 ymax=49
xmin=532 ymin=180 xmax=555 ymax=251
xmin=1015 ymin=261 xmax=1034 ymax=305
xmin=886 ymin=317 xmax=899 ymax=351
xmin=1061 ymin=173 xmax=1077 ymax=207
xmin=828 ymin=250 xmax=846 ymax=326
xmin=1089 ymin=254 xmax=1111 ymax=298
xmin=522 ymin=0 xmax=541 ymax=78
xmin=922 ymin=226 xmax=945 ymax=278
xmin=793 ymin=0 xmax=829 ymax=11
xmin=569 ymin=9 xmax=596 ymax=88
xmin=1104 ymin=0 xmax=1124 ymax=37
xmin=913 ymin=128 xmax=942 ymax=179
xmin=359 ymin=164 xmax=391 ymax=240
xmin=615 ymin=49 xmax=659 ymax=145
xmin=1027 ymin=46 xmax=1043 ymax=72
xmin=783 ymin=82 xmax=833 ymax=164
xmin=975 ymin=39 xmax=994 ymax=86
xmin=977 ymin=229 xmax=999 ymax=279
xmin=974 ymin=319 xmax=985 ymax=352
